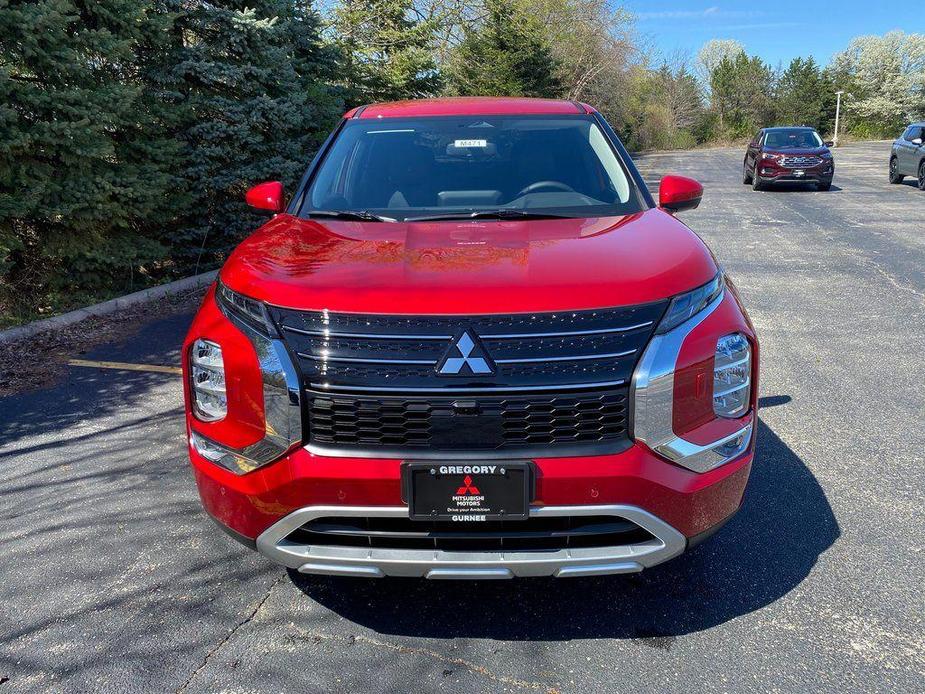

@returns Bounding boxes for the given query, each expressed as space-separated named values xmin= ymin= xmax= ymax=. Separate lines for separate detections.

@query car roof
xmin=344 ymin=97 xmax=596 ymax=119
xmin=764 ymin=126 xmax=818 ymax=132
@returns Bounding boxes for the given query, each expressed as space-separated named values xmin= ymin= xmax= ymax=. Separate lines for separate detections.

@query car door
xmin=745 ymin=131 xmax=762 ymax=171
xmin=911 ymin=126 xmax=925 ymax=176
xmin=898 ymin=126 xmax=921 ymax=174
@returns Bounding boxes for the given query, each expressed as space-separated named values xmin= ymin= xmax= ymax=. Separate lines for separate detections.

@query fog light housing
xmin=191 ymin=339 xmax=226 ymax=421
xmin=713 ymin=333 xmax=751 ymax=418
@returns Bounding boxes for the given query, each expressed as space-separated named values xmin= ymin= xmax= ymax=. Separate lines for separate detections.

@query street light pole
xmin=833 ymin=90 xmax=845 ymax=147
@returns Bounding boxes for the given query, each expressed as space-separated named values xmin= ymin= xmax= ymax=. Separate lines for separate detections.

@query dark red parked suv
xmin=744 ymin=126 xmax=834 ymax=191
xmin=183 ymin=97 xmax=759 ymax=579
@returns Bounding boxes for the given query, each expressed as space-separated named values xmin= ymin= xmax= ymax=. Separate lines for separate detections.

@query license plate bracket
xmin=403 ymin=462 xmax=532 ymax=522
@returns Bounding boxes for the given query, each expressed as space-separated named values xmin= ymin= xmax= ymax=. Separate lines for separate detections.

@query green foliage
xmin=775 ymin=57 xmax=836 ymax=134
xmin=710 ymin=53 xmax=776 ymax=137
xmin=0 ymin=0 xmax=341 ymax=322
xmin=448 ymin=0 xmax=563 ymax=98
xmin=146 ymin=0 xmax=342 ymax=271
xmin=332 ymin=0 xmax=442 ymax=105
xmin=0 ymin=0 xmax=180 ymax=317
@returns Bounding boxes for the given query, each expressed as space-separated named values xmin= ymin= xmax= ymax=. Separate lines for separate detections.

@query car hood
xmin=219 ymin=209 xmax=718 ymax=314
xmin=764 ymin=147 xmax=830 ymax=156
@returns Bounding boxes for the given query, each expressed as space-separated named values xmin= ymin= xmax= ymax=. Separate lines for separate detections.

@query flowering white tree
xmin=830 ymin=31 xmax=925 ymax=131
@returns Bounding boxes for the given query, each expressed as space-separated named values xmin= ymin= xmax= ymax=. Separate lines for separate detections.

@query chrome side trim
xmin=199 ymin=307 xmax=302 ymax=474
xmin=631 ymin=289 xmax=752 ymax=474
xmin=654 ymin=421 xmax=753 ymax=474
xmin=256 ymin=504 xmax=687 ymax=579
xmin=495 ymin=349 xmax=636 ymax=364
xmin=307 ymin=379 xmax=625 ymax=394
xmin=481 ymin=321 xmax=653 ymax=339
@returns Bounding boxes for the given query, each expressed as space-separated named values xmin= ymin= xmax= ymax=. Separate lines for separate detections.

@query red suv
xmin=183 ymin=98 xmax=758 ymax=579
xmin=744 ymin=127 xmax=834 ymax=191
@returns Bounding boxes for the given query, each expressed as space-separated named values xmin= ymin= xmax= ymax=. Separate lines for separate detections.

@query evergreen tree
xmin=146 ymin=0 xmax=343 ymax=271
xmin=0 ymin=0 xmax=180 ymax=316
xmin=332 ymin=0 xmax=441 ymax=105
xmin=448 ymin=0 xmax=563 ymax=98
xmin=776 ymin=57 xmax=836 ymax=133
xmin=710 ymin=53 xmax=776 ymax=136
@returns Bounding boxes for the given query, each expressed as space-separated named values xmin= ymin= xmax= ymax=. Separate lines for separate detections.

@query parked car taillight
xmin=190 ymin=339 xmax=227 ymax=421
xmin=713 ymin=333 xmax=751 ymax=418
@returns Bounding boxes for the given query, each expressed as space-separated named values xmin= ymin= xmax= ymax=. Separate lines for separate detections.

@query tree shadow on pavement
xmin=291 ymin=400 xmax=838 ymax=642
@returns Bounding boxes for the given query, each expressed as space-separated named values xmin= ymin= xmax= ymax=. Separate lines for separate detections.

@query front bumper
xmin=758 ymin=164 xmax=833 ymax=184
xmin=190 ymin=439 xmax=753 ymax=577
xmin=257 ymin=504 xmax=687 ymax=578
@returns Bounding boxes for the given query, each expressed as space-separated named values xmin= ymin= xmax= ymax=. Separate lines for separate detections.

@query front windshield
xmin=303 ymin=115 xmax=644 ymax=221
xmin=764 ymin=129 xmax=823 ymax=149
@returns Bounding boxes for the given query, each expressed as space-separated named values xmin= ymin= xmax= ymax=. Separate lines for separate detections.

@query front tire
xmin=752 ymin=169 xmax=764 ymax=191
xmin=918 ymin=161 xmax=925 ymax=191
xmin=817 ymin=181 xmax=832 ymax=191
xmin=743 ymin=161 xmax=753 ymax=184
xmin=889 ymin=157 xmax=904 ymax=184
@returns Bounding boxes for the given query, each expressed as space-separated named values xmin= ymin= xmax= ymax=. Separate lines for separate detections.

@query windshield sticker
xmin=454 ymin=139 xmax=487 ymax=148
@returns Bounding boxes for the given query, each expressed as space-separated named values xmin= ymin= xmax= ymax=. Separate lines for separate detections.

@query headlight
xmin=713 ymin=333 xmax=751 ymax=418
xmin=655 ymin=274 xmax=724 ymax=334
xmin=216 ymin=281 xmax=275 ymax=335
xmin=761 ymin=152 xmax=778 ymax=160
xmin=190 ymin=339 xmax=226 ymax=421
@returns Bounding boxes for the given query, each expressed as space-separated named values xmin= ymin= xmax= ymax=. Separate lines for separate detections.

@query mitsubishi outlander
xmin=183 ymin=97 xmax=759 ymax=579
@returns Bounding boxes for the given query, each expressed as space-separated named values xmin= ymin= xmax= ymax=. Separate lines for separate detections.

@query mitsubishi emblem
xmin=437 ymin=331 xmax=494 ymax=375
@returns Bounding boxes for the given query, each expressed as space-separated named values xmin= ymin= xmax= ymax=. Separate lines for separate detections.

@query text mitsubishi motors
xmin=183 ymin=97 xmax=759 ymax=579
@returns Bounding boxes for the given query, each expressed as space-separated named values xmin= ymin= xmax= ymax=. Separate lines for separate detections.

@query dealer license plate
xmin=404 ymin=462 xmax=531 ymax=521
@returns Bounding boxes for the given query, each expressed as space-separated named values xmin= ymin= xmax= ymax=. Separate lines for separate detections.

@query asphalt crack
xmin=175 ymin=576 xmax=283 ymax=693
xmin=292 ymin=629 xmax=561 ymax=693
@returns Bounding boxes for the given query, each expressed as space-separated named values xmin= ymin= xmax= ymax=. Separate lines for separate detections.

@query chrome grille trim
xmin=297 ymin=352 xmax=437 ymax=366
xmin=482 ymin=321 xmax=653 ymax=339
xmin=296 ymin=349 xmax=638 ymax=366
xmin=308 ymin=379 xmax=626 ymax=394
xmin=283 ymin=325 xmax=452 ymax=340
xmin=495 ymin=349 xmax=636 ymax=364
xmin=780 ymin=155 xmax=821 ymax=168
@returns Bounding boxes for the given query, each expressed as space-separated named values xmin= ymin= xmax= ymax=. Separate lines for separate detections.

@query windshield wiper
xmin=405 ymin=209 xmax=574 ymax=222
xmin=305 ymin=210 xmax=396 ymax=222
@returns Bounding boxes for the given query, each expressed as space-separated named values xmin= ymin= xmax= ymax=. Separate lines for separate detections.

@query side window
xmin=904 ymin=126 xmax=919 ymax=142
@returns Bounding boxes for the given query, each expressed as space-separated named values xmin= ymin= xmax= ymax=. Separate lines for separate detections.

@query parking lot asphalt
xmin=1 ymin=141 xmax=923 ymax=693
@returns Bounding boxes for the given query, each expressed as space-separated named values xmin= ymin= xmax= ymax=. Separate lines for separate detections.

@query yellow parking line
xmin=67 ymin=359 xmax=182 ymax=375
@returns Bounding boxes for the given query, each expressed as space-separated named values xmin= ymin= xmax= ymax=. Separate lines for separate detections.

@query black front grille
xmin=286 ymin=515 xmax=654 ymax=552
xmin=307 ymin=389 xmax=628 ymax=453
xmin=268 ymin=303 xmax=664 ymax=455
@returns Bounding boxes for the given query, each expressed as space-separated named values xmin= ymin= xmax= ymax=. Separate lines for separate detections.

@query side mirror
xmin=913 ymin=137 xmax=924 ymax=146
xmin=245 ymin=181 xmax=285 ymax=213
xmin=824 ymin=140 xmax=835 ymax=147
xmin=659 ymin=175 xmax=703 ymax=214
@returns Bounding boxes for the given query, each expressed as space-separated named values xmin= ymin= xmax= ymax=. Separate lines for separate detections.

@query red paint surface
xmin=182 ymin=287 xmax=266 ymax=449
xmin=673 ymin=285 xmax=760 ymax=443
xmin=658 ymin=174 xmax=704 ymax=211
xmin=345 ymin=97 xmax=592 ymax=119
xmin=245 ymin=181 xmax=284 ymax=212
xmin=191 ymin=440 xmax=752 ymax=541
xmin=219 ymin=210 xmax=718 ymax=315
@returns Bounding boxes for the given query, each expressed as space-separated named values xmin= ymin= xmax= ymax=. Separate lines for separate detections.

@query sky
xmin=624 ymin=1 xmax=913 ymax=68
